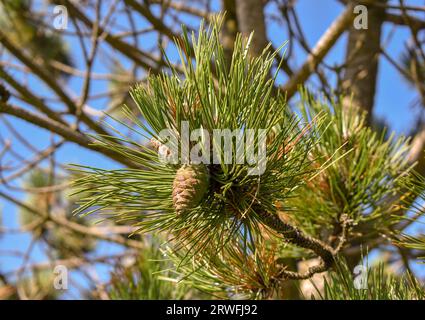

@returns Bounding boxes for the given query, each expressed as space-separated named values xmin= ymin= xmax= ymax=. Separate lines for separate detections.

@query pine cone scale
xmin=172 ymin=164 xmax=209 ymax=214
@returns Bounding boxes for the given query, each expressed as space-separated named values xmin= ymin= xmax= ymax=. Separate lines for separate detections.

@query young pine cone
xmin=172 ymin=164 xmax=209 ymax=214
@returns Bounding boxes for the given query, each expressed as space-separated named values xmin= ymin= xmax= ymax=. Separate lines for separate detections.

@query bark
xmin=235 ymin=0 xmax=269 ymax=57
xmin=221 ymin=0 xmax=239 ymax=67
xmin=341 ymin=0 xmax=388 ymax=124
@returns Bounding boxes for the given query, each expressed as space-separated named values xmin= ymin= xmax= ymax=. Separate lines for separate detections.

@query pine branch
xmin=315 ymin=260 xmax=425 ymax=300
xmin=255 ymin=207 xmax=337 ymax=280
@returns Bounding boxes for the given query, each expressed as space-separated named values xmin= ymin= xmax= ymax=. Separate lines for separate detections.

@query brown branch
xmin=255 ymin=206 xmax=337 ymax=280
xmin=0 ymin=31 xmax=112 ymax=137
xmin=2 ymin=140 xmax=64 ymax=183
xmin=0 ymin=33 xmax=75 ymax=111
xmin=0 ymin=82 xmax=11 ymax=102
xmin=0 ymin=66 xmax=65 ymax=124
xmin=150 ymin=0 xmax=211 ymax=20
xmin=281 ymin=3 xmax=355 ymax=99
xmin=385 ymin=13 xmax=425 ymax=30
xmin=124 ymin=0 xmax=179 ymax=41
xmin=57 ymin=0 xmax=161 ymax=72
xmin=0 ymin=101 xmax=137 ymax=168
xmin=0 ymin=190 xmax=144 ymax=250
xmin=6 ymin=253 xmax=132 ymax=277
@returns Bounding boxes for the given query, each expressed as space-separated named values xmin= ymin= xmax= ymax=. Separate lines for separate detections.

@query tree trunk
xmin=235 ymin=0 xmax=268 ymax=57
xmin=221 ymin=0 xmax=238 ymax=67
xmin=341 ymin=0 xmax=387 ymax=125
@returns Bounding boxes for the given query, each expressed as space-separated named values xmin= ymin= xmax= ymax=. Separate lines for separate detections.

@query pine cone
xmin=172 ymin=164 xmax=209 ymax=214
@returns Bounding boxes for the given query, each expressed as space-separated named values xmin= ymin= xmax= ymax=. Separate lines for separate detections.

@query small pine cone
xmin=172 ymin=164 xmax=209 ymax=214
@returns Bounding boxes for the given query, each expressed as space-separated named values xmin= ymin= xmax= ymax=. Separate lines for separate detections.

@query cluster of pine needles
xmin=70 ymin=17 xmax=423 ymax=299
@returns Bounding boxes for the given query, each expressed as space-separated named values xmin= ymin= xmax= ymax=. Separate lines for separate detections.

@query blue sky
xmin=1 ymin=0 xmax=424 ymax=298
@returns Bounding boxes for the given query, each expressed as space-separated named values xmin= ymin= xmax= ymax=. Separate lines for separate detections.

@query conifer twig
xmin=255 ymin=207 xmax=336 ymax=279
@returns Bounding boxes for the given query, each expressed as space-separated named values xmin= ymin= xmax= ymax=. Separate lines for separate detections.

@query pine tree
xmin=70 ymin=18 xmax=424 ymax=300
